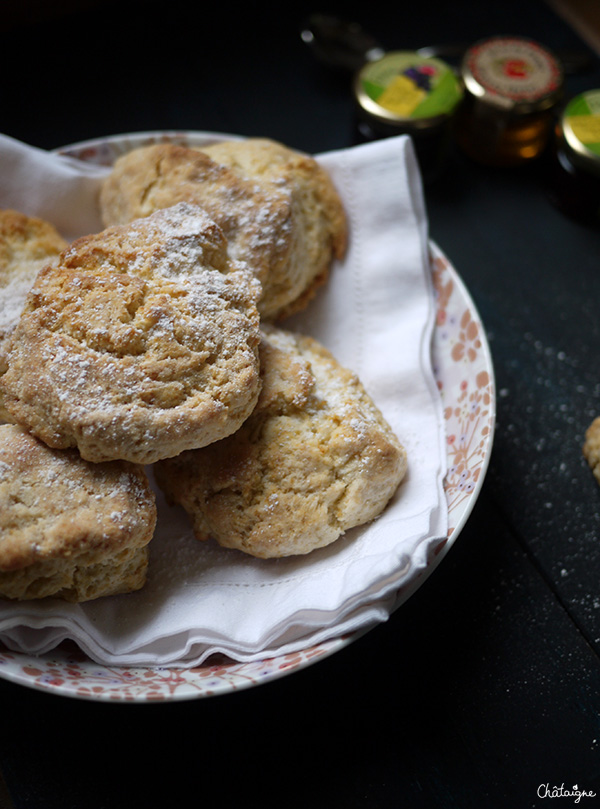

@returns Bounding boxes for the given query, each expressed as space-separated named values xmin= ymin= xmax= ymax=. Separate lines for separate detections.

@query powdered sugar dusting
xmin=2 ymin=203 xmax=262 ymax=463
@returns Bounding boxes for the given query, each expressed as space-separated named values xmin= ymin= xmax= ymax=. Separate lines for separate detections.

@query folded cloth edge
xmin=0 ymin=133 xmax=448 ymax=667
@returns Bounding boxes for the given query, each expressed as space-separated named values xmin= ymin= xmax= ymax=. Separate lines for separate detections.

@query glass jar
xmin=455 ymin=35 xmax=564 ymax=166
xmin=353 ymin=50 xmax=464 ymax=183
xmin=545 ymin=89 xmax=600 ymax=227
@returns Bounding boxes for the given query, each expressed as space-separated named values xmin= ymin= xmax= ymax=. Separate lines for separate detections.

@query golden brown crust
xmin=0 ymin=203 xmax=262 ymax=464
xmin=0 ymin=424 xmax=157 ymax=601
xmin=200 ymin=139 xmax=347 ymax=318
xmin=154 ymin=324 xmax=407 ymax=559
xmin=583 ymin=417 xmax=600 ymax=485
xmin=0 ymin=209 xmax=68 ymax=420
xmin=99 ymin=138 xmax=347 ymax=320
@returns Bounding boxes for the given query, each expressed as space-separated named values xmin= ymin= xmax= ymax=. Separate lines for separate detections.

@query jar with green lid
xmin=353 ymin=50 xmax=464 ymax=183
xmin=545 ymin=89 xmax=600 ymax=226
xmin=455 ymin=35 xmax=564 ymax=166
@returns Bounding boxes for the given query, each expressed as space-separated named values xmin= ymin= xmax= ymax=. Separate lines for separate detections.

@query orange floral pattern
xmin=431 ymin=244 xmax=495 ymax=533
xmin=0 ymin=638 xmax=340 ymax=701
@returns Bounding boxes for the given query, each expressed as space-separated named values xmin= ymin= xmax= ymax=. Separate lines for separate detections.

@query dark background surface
xmin=1 ymin=1 xmax=600 ymax=806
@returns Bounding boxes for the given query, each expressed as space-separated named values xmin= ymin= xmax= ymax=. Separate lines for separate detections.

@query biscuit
xmin=583 ymin=417 xmax=600 ymax=485
xmin=154 ymin=324 xmax=407 ymax=558
xmin=99 ymin=138 xmax=347 ymax=320
xmin=0 ymin=424 xmax=157 ymax=602
xmin=0 ymin=202 xmax=262 ymax=464
xmin=0 ymin=209 xmax=68 ymax=420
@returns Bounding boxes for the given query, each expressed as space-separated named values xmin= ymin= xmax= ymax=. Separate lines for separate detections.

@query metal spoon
xmin=300 ymin=14 xmax=384 ymax=71
xmin=300 ymin=13 xmax=595 ymax=75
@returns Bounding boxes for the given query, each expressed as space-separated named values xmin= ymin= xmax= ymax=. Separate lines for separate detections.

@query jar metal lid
xmin=561 ymin=89 xmax=600 ymax=177
xmin=354 ymin=50 xmax=463 ymax=130
xmin=461 ymin=35 xmax=563 ymax=113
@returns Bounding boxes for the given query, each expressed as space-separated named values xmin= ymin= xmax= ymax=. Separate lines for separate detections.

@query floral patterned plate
xmin=0 ymin=132 xmax=495 ymax=702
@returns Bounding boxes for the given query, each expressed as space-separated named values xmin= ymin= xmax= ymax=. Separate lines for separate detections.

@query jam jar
xmin=353 ymin=50 xmax=464 ymax=183
xmin=545 ymin=89 xmax=600 ymax=227
xmin=455 ymin=35 xmax=564 ymax=166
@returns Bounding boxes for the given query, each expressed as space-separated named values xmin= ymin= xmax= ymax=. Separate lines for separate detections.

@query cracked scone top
xmin=154 ymin=324 xmax=408 ymax=558
xmin=99 ymin=138 xmax=347 ymax=320
xmin=0 ymin=202 xmax=262 ymax=464
xmin=0 ymin=424 xmax=157 ymax=602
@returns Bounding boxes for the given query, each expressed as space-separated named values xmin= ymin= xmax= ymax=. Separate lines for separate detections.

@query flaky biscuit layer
xmin=584 ymin=417 xmax=600 ymax=486
xmin=0 ymin=203 xmax=262 ymax=464
xmin=0 ymin=209 xmax=68 ymax=420
xmin=100 ymin=138 xmax=347 ymax=320
xmin=0 ymin=424 xmax=156 ymax=601
xmin=155 ymin=324 xmax=407 ymax=558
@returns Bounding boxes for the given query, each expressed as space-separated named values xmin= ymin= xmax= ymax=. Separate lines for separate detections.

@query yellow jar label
xmin=569 ymin=115 xmax=600 ymax=144
xmin=358 ymin=51 xmax=463 ymax=120
xmin=377 ymin=75 xmax=427 ymax=116
xmin=564 ymin=90 xmax=600 ymax=157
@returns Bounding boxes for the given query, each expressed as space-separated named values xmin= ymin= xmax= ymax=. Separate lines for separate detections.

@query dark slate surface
xmin=1 ymin=1 xmax=600 ymax=806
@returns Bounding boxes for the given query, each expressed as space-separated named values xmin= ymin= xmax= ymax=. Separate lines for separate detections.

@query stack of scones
xmin=0 ymin=138 xmax=408 ymax=603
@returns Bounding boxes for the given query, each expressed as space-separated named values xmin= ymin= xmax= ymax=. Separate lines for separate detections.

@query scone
xmin=0 ymin=202 xmax=262 ymax=464
xmin=99 ymin=138 xmax=347 ymax=320
xmin=583 ymin=417 xmax=600 ymax=485
xmin=0 ymin=424 xmax=157 ymax=602
xmin=0 ymin=209 xmax=68 ymax=420
xmin=154 ymin=324 xmax=407 ymax=559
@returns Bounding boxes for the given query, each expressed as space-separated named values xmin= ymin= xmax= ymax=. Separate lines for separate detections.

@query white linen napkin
xmin=0 ymin=133 xmax=109 ymax=240
xmin=0 ymin=132 xmax=448 ymax=666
